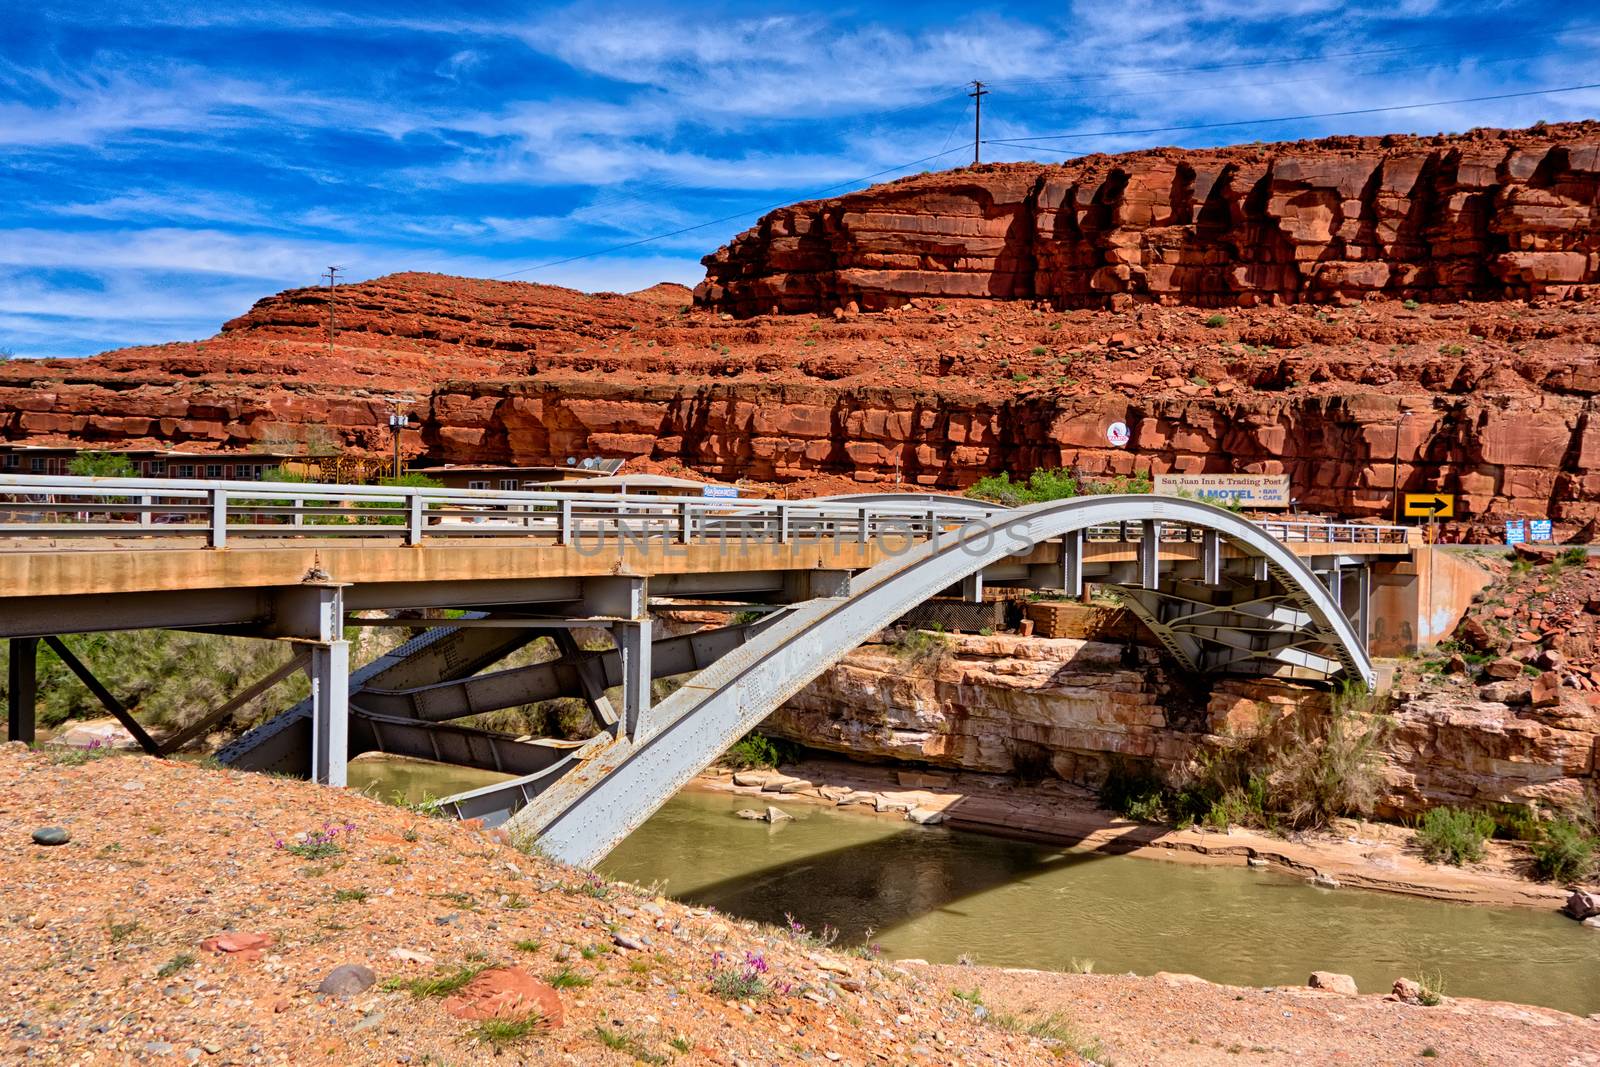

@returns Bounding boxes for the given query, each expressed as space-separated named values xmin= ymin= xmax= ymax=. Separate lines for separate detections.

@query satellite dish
xmin=566 ymin=456 xmax=576 ymax=466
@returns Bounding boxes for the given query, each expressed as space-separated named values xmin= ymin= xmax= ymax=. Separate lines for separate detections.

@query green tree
xmin=67 ymin=451 xmax=135 ymax=478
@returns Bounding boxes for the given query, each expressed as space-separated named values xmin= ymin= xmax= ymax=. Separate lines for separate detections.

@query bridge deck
xmin=0 ymin=532 xmax=1408 ymax=599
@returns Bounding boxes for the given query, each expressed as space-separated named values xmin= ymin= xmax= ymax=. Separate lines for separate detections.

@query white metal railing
xmin=0 ymin=474 xmax=1411 ymax=550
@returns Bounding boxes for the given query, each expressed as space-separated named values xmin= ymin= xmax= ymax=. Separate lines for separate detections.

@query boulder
xmin=443 ymin=967 xmax=564 ymax=1027
xmin=1483 ymin=657 xmax=1526 ymax=681
xmin=316 ymin=964 xmax=375 ymax=997
xmin=30 ymin=827 xmax=69 ymax=846
xmin=1530 ymin=670 xmax=1563 ymax=708
xmin=1307 ymin=971 xmax=1358 ymax=995
xmin=1564 ymin=888 xmax=1600 ymax=920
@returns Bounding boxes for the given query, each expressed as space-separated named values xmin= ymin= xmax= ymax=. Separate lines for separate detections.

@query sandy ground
xmin=0 ymin=743 xmax=1057 ymax=1066
xmin=910 ymin=964 xmax=1600 ymax=1067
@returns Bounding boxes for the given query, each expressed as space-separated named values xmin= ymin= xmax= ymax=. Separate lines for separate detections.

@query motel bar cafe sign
xmin=1153 ymin=473 xmax=1291 ymax=509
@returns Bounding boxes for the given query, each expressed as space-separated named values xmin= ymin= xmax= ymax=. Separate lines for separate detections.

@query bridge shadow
xmin=628 ymin=800 xmax=1175 ymax=945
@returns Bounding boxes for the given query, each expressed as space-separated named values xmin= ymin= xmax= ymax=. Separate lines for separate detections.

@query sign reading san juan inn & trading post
xmin=1153 ymin=473 xmax=1291 ymax=509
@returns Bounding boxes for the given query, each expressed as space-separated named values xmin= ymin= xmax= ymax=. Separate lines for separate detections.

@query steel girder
xmin=1114 ymin=577 xmax=1357 ymax=681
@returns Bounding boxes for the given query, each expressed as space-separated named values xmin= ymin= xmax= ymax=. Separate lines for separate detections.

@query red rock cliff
xmin=697 ymin=123 xmax=1600 ymax=315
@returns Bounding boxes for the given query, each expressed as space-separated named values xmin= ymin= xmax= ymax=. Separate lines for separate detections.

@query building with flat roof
xmin=0 ymin=444 xmax=298 ymax=481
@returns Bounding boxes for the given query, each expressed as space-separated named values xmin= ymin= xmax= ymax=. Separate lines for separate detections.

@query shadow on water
xmin=602 ymin=792 xmax=1167 ymax=943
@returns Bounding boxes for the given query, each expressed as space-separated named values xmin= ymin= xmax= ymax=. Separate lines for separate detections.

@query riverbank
xmin=907 ymin=964 xmax=1600 ymax=1066
xmin=695 ymin=757 xmax=1571 ymax=911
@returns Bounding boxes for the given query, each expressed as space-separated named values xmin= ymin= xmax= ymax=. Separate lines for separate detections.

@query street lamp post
xmin=387 ymin=402 xmax=410 ymax=482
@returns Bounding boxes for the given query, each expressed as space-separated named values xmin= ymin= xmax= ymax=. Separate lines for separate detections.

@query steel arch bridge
xmin=507 ymin=495 xmax=1376 ymax=865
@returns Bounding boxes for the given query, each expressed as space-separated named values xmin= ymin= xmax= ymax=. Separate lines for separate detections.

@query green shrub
xmin=719 ymin=731 xmax=800 ymax=770
xmin=1099 ymin=758 xmax=1167 ymax=821
xmin=355 ymin=473 xmax=444 ymax=526
xmin=1530 ymin=818 xmax=1596 ymax=883
xmin=1415 ymin=807 xmax=1495 ymax=866
xmin=966 ymin=468 xmax=1080 ymax=506
xmin=1557 ymin=546 xmax=1588 ymax=567
xmin=1203 ymin=314 xmax=1227 ymax=328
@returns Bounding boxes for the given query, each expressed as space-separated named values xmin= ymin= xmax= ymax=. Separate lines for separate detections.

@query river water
xmin=348 ymin=756 xmax=1598 ymax=1017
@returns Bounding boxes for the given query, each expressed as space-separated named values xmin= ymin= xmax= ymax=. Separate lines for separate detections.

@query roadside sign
xmin=1530 ymin=519 xmax=1553 ymax=542
xmin=1155 ymin=473 xmax=1290 ymax=509
xmin=1505 ymin=520 xmax=1526 ymax=546
xmin=1106 ymin=421 xmax=1130 ymax=448
xmin=701 ymin=485 xmax=739 ymax=499
xmin=1403 ymin=493 xmax=1454 ymax=519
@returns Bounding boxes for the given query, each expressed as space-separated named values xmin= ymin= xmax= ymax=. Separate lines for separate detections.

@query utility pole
xmin=1391 ymin=409 xmax=1412 ymax=525
xmin=969 ymin=80 xmax=988 ymax=165
xmin=322 ymin=266 xmax=342 ymax=360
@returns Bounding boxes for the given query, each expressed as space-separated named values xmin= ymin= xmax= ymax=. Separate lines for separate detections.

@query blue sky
xmin=3 ymin=1 xmax=1598 ymax=358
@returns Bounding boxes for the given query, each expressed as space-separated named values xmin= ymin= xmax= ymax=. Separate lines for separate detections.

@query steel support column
xmin=959 ymin=571 xmax=984 ymax=604
xmin=7 ymin=636 xmax=37 ymax=744
xmin=1201 ymin=530 xmax=1221 ymax=586
xmin=1354 ymin=563 xmax=1372 ymax=651
xmin=615 ymin=619 xmax=653 ymax=740
xmin=297 ymin=583 xmax=350 ymax=787
xmin=1139 ymin=520 xmax=1162 ymax=590
xmin=309 ymin=641 xmax=350 ymax=786
xmin=1061 ymin=530 xmax=1084 ymax=597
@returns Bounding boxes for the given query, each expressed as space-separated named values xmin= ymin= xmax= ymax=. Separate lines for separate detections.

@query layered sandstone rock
xmin=766 ymin=632 xmax=1599 ymax=820
xmin=700 ymin=123 xmax=1600 ymax=314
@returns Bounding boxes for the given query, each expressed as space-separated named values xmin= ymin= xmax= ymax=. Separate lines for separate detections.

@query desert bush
xmin=1257 ymin=684 xmax=1391 ymax=830
xmin=1530 ymin=817 xmax=1596 ymax=883
xmin=1104 ymin=684 xmax=1388 ymax=833
xmin=1414 ymin=806 xmax=1495 ymax=866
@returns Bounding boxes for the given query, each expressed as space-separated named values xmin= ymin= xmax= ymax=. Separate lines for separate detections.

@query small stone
xmin=764 ymin=806 xmax=793 ymax=823
xmin=612 ymin=932 xmax=645 ymax=951
xmin=1246 ymin=857 xmax=1268 ymax=868
xmin=351 ymin=1011 xmax=386 ymax=1032
xmin=735 ymin=809 xmax=766 ymax=821
xmin=388 ymin=948 xmax=435 ymax=966
xmin=143 ymin=1042 xmax=175 ymax=1055
xmin=31 ymin=827 xmax=69 ymax=846
xmin=1311 ymin=873 xmax=1341 ymax=889
xmin=1392 ymin=977 xmax=1423 ymax=1003
xmin=316 ymin=964 xmax=376 ymax=996
xmin=1307 ymin=971 xmax=1358 ymax=995
xmin=906 ymin=808 xmax=945 ymax=826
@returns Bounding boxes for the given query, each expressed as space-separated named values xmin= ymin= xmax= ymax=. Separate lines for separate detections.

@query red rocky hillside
xmin=1 ymin=124 xmax=1599 ymax=534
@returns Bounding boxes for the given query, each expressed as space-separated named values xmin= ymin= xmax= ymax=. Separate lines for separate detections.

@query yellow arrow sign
xmin=1403 ymin=493 xmax=1454 ymax=519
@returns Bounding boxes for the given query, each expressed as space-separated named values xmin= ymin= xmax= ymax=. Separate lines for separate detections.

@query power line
xmin=490 ymin=143 xmax=975 ymax=280
xmin=982 ymin=80 xmax=1600 ymax=148
xmin=988 ymin=46 xmax=1574 ymax=109
xmin=980 ymin=24 xmax=1600 ymax=90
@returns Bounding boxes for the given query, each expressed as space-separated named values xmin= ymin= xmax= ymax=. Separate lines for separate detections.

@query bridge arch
xmin=515 ymin=495 xmax=1375 ymax=866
